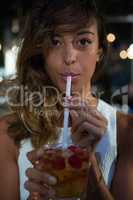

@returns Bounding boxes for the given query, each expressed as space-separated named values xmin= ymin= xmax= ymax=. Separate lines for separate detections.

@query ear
xmin=96 ymin=48 xmax=103 ymax=62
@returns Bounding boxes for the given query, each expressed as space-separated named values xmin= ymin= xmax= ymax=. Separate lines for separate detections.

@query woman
xmin=0 ymin=0 xmax=133 ymax=200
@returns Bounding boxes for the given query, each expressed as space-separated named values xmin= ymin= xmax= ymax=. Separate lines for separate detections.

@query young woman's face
xmin=43 ymin=20 xmax=101 ymax=96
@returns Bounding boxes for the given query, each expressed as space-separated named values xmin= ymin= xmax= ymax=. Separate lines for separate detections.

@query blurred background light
xmin=122 ymin=104 xmax=129 ymax=113
xmin=11 ymin=45 xmax=19 ymax=52
xmin=11 ymin=19 xmax=20 ymax=34
xmin=119 ymin=50 xmax=128 ymax=59
xmin=127 ymin=44 xmax=133 ymax=59
xmin=106 ymin=33 xmax=116 ymax=43
xmin=0 ymin=76 xmax=3 ymax=82
xmin=4 ymin=45 xmax=18 ymax=76
xmin=0 ymin=43 xmax=2 ymax=51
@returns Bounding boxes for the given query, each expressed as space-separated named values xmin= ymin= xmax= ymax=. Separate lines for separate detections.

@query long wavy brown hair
xmin=7 ymin=0 xmax=108 ymax=148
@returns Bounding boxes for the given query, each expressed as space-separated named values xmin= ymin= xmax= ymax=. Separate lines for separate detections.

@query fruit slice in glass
xmin=41 ymin=144 xmax=91 ymax=198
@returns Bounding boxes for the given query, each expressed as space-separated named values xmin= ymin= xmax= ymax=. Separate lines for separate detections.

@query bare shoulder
xmin=0 ymin=113 xmax=19 ymax=159
xmin=0 ymin=113 xmax=20 ymax=200
xmin=111 ymin=112 xmax=133 ymax=199
xmin=117 ymin=112 xmax=133 ymax=133
xmin=117 ymin=111 xmax=133 ymax=155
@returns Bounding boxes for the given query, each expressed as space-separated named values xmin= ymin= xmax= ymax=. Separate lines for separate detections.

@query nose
xmin=63 ymin=44 xmax=77 ymax=66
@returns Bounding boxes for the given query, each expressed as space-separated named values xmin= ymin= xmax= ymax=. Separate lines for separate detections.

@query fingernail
xmin=67 ymin=96 xmax=72 ymax=100
xmin=48 ymin=176 xmax=57 ymax=185
xmin=63 ymin=102 xmax=69 ymax=107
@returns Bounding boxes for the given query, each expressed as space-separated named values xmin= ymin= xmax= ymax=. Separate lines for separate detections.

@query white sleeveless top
xmin=18 ymin=99 xmax=117 ymax=200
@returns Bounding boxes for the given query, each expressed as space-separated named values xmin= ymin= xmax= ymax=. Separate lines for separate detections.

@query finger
xmin=81 ymin=122 xmax=106 ymax=137
xmin=26 ymin=168 xmax=57 ymax=185
xmin=72 ymin=127 xmax=98 ymax=146
xmin=78 ymin=101 xmax=107 ymax=123
xmin=24 ymin=180 xmax=55 ymax=197
xmin=90 ymin=109 xmax=108 ymax=124
xmin=73 ymin=122 xmax=105 ymax=143
xmin=65 ymin=99 xmax=108 ymax=125
xmin=77 ymin=136 xmax=92 ymax=148
xmin=77 ymin=134 xmax=98 ymax=151
xmin=64 ymin=98 xmax=96 ymax=110
xmin=64 ymin=101 xmax=85 ymax=110
xmin=70 ymin=110 xmax=107 ymax=134
xmin=28 ymin=195 xmax=48 ymax=200
xmin=27 ymin=148 xmax=45 ymax=165
xmin=69 ymin=110 xmax=79 ymax=126
xmin=28 ymin=195 xmax=44 ymax=200
xmin=28 ymin=190 xmax=55 ymax=200
xmin=28 ymin=192 xmax=41 ymax=200
xmin=63 ymin=96 xmax=81 ymax=108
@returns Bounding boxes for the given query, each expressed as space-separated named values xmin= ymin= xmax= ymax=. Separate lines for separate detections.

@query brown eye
xmin=79 ymin=39 xmax=91 ymax=46
xmin=51 ymin=38 xmax=61 ymax=47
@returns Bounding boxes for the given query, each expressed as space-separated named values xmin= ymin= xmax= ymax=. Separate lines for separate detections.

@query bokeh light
xmin=0 ymin=43 xmax=2 ymax=51
xmin=127 ymin=44 xmax=133 ymax=59
xmin=107 ymin=33 xmax=116 ymax=43
xmin=119 ymin=50 xmax=128 ymax=59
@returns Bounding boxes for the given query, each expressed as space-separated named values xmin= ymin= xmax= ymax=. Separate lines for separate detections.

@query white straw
xmin=63 ymin=76 xmax=72 ymax=148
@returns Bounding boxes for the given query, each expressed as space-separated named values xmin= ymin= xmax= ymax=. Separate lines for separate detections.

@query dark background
xmin=0 ymin=0 xmax=133 ymax=18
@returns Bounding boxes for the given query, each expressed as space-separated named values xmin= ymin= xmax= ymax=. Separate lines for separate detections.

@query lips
xmin=59 ymin=73 xmax=80 ymax=81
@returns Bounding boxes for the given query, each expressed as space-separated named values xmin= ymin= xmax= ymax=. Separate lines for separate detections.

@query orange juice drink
xmin=41 ymin=145 xmax=90 ymax=198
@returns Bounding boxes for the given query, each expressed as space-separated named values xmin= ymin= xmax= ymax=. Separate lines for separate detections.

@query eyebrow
xmin=52 ymin=30 xmax=95 ymax=37
xmin=77 ymin=30 xmax=95 ymax=36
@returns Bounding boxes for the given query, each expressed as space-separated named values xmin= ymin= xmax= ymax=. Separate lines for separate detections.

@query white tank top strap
xmin=96 ymin=99 xmax=117 ymax=186
xmin=18 ymin=139 xmax=33 ymax=200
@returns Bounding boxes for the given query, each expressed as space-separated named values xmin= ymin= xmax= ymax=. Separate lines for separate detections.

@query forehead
xmin=53 ymin=18 xmax=98 ymax=35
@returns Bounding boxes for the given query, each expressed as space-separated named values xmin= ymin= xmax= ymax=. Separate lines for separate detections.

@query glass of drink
xmin=39 ymin=76 xmax=90 ymax=199
xmin=40 ymin=143 xmax=91 ymax=199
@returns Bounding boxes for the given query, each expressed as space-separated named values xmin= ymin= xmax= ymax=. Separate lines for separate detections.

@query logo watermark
xmin=5 ymin=84 xmax=131 ymax=116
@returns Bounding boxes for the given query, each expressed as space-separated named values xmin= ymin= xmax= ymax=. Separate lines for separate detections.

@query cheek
xmin=45 ymin=53 xmax=61 ymax=73
xmin=80 ymin=52 xmax=97 ymax=75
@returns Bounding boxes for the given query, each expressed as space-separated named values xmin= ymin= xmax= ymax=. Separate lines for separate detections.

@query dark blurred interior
xmin=0 ymin=0 xmax=133 ymax=116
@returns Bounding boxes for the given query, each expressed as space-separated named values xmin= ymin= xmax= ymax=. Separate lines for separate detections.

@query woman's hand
xmin=25 ymin=148 xmax=76 ymax=200
xmin=65 ymin=97 xmax=108 ymax=152
xmin=25 ymin=148 xmax=57 ymax=200
xmin=86 ymin=154 xmax=114 ymax=200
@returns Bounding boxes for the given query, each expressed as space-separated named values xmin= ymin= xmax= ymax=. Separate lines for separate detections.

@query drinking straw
xmin=62 ymin=76 xmax=72 ymax=148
